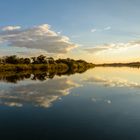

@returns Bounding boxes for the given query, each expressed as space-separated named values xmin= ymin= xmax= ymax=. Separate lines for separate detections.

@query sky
xmin=0 ymin=0 xmax=140 ymax=63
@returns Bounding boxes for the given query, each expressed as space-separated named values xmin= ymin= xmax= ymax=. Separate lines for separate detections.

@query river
xmin=0 ymin=67 xmax=140 ymax=140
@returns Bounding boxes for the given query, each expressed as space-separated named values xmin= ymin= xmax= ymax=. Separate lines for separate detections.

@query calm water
xmin=1 ymin=67 xmax=140 ymax=140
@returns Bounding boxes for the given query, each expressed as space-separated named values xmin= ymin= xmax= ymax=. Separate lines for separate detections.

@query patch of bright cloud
xmin=0 ymin=24 xmax=78 ymax=54
xmin=104 ymin=26 xmax=111 ymax=30
xmin=91 ymin=26 xmax=111 ymax=33
xmin=57 ymin=31 xmax=62 ymax=34
xmin=91 ymin=28 xmax=97 ymax=33
xmin=1 ymin=26 xmax=21 ymax=31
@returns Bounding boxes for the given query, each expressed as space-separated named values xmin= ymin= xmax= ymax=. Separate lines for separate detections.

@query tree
xmin=31 ymin=57 xmax=37 ymax=64
xmin=5 ymin=55 xmax=19 ymax=64
xmin=47 ymin=57 xmax=55 ymax=64
xmin=24 ymin=58 xmax=31 ymax=64
xmin=37 ymin=55 xmax=46 ymax=64
xmin=19 ymin=58 xmax=24 ymax=64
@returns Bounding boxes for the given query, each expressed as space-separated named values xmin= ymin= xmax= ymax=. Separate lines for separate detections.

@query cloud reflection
xmin=91 ymin=97 xmax=111 ymax=104
xmin=0 ymin=78 xmax=79 ymax=108
xmin=84 ymin=76 xmax=140 ymax=88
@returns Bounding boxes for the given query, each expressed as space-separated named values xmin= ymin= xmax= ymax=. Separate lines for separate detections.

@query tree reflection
xmin=0 ymin=67 xmax=91 ymax=83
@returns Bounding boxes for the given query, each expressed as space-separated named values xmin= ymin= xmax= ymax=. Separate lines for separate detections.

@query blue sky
xmin=0 ymin=0 xmax=140 ymax=62
xmin=1 ymin=0 xmax=140 ymax=43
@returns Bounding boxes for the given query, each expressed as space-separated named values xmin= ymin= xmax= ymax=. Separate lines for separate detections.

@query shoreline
xmin=0 ymin=63 xmax=94 ymax=72
xmin=95 ymin=62 xmax=140 ymax=68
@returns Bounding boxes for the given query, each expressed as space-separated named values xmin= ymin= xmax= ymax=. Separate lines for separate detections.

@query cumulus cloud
xmin=1 ymin=26 xmax=21 ymax=31
xmin=0 ymin=46 xmax=49 ymax=57
xmin=83 ymin=40 xmax=140 ymax=54
xmin=0 ymin=24 xmax=78 ymax=54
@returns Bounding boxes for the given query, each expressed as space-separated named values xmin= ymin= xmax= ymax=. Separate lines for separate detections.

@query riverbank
xmin=0 ymin=62 xmax=94 ymax=73
xmin=95 ymin=62 xmax=140 ymax=68
xmin=0 ymin=55 xmax=94 ymax=72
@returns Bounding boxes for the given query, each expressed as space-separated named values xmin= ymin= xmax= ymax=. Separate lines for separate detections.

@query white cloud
xmin=57 ymin=31 xmax=62 ymax=34
xmin=91 ymin=28 xmax=97 ymax=33
xmin=91 ymin=26 xmax=111 ymax=33
xmin=1 ymin=26 xmax=21 ymax=31
xmin=104 ymin=26 xmax=111 ymax=30
xmin=83 ymin=40 xmax=140 ymax=54
xmin=0 ymin=24 xmax=78 ymax=54
xmin=84 ymin=47 xmax=108 ymax=54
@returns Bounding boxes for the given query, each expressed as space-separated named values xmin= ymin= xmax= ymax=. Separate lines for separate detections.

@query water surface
xmin=1 ymin=67 xmax=140 ymax=140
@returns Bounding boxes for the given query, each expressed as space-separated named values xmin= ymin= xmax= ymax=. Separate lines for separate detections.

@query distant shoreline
xmin=95 ymin=62 xmax=140 ymax=68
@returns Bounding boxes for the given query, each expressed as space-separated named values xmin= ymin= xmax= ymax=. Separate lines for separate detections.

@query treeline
xmin=0 ymin=55 xmax=55 ymax=64
xmin=95 ymin=62 xmax=140 ymax=68
xmin=0 ymin=55 xmax=94 ymax=72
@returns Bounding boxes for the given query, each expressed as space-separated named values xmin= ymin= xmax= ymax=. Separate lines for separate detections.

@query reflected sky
xmin=0 ymin=77 xmax=79 ymax=108
xmin=84 ymin=75 xmax=140 ymax=88
xmin=0 ymin=67 xmax=140 ymax=108
xmin=82 ymin=67 xmax=140 ymax=88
